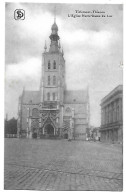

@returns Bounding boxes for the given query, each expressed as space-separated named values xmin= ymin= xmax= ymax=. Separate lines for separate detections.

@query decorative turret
xmin=44 ymin=40 xmax=47 ymax=52
xmin=62 ymin=47 xmax=64 ymax=56
xmin=58 ymin=40 xmax=61 ymax=50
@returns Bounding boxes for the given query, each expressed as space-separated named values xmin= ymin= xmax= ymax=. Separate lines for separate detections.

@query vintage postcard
xmin=4 ymin=2 xmax=123 ymax=191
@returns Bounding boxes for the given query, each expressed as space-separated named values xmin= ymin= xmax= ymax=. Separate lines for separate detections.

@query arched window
xmin=32 ymin=108 xmax=39 ymax=118
xmin=53 ymin=76 xmax=56 ymax=85
xmin=48 ymin=60 xmax=51 ymax=69
xmin=47 ymin=92 xmax=50 ymax=101
xmin=53 ymin=60 xmax=56 ymax=69
xmin=48 ymin=75 xmax=50 ymax=85
xmin=53 ymin=93 xmax=55 ymax=101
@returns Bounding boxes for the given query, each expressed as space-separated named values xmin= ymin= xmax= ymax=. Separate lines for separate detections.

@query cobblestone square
xmin=4 ymin=139 xmax=123 ymax=191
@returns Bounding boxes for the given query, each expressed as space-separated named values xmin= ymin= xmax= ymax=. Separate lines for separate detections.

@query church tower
xmin=40 ymin=20 xmax=65 ymax=105
xmin=39 ymin=19 xmax=65 ymax=136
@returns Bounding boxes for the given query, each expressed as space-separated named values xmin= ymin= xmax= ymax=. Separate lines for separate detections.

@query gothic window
xmin=53 ymin=60 xmax=56 ymax=69
xmin=47 ymin=92 xmax=50 ymax=101
xmin=53 ymin=76 xmax=56 ymax=85
xmin=53 ymin=92 xmax=55 ymax=101
xmin=48 ymin=75 xmax=50 ymax=85
xmin=32 ymin=108 xmax=39 ymax=118
xmin=48 ymin=60 xmax=51 ymax=69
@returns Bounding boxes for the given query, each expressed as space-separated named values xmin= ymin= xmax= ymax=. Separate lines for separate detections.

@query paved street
xmin=4 ymin=139 xmax=123 ymax=191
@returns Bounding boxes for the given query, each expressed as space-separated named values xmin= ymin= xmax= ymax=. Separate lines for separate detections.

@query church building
xmin=17 ymin=19 xmax=90 ymax=140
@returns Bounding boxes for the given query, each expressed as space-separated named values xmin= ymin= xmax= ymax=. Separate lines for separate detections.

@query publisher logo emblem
xmin=14 ymin=9 xmax=25 ymax=20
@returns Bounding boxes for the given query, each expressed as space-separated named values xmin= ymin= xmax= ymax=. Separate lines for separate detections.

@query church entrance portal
xmin=45 ymin=124 xmax=54 ymax=135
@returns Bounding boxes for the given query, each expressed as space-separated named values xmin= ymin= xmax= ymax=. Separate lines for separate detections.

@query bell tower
xmin=39 ymin=18 xmax=66 ymax=137
xmin=40 ymin=19 xmax=65 ymax=106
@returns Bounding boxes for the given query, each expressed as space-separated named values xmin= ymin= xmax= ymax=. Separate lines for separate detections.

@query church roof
xmin=64 ymin=90 xmax=88 ymax=104
xmin=22 ymin=91 xmax=40 ymax=104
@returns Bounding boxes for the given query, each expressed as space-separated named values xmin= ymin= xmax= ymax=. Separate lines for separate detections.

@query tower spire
xmin=49 ymin=6 xmax=59 ymax=53
xmin=54 ymin=5 xmax=56 ymax=23
xmin=58 ymin=40 xmax=61 ymax=50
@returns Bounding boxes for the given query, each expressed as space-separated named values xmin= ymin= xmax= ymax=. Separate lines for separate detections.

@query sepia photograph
xmin=4 ymin=2 xmax=123 ymax=191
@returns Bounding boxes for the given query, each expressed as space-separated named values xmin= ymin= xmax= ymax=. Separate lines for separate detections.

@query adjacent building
xmin=17 ymin=19 xmax=90 ymax=139
xmin=100 ymin=85 xmax=123 ymax=143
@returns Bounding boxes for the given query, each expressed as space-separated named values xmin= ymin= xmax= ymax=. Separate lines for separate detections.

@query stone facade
xmin=100 ymin=85 xmax=123 ymax=143
xmin=17 ymin=20 xmax=90 ymax=139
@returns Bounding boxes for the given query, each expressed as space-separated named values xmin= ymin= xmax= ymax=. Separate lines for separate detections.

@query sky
xmin=5 ymin=3 xmax=123 ymax=126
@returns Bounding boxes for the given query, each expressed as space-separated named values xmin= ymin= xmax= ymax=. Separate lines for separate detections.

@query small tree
xmin=4 ymin=117 xmax=17 ymax=136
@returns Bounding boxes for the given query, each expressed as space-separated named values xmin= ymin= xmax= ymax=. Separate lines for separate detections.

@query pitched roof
xmin=64 ymin=90 xmax=88 ymax=104
xmin=22 ymin=91 xmax=40 ymax=104
xmin=101 ymin=85 xmax=123 ymax=105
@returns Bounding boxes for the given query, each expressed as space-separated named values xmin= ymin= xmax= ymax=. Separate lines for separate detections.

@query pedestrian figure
xmin=68 ymin=128 xmax=72 ymax=141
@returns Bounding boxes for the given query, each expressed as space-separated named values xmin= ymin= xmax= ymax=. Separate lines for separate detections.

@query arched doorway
xmin=45 ymin=124 xmax=54 ymax=135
